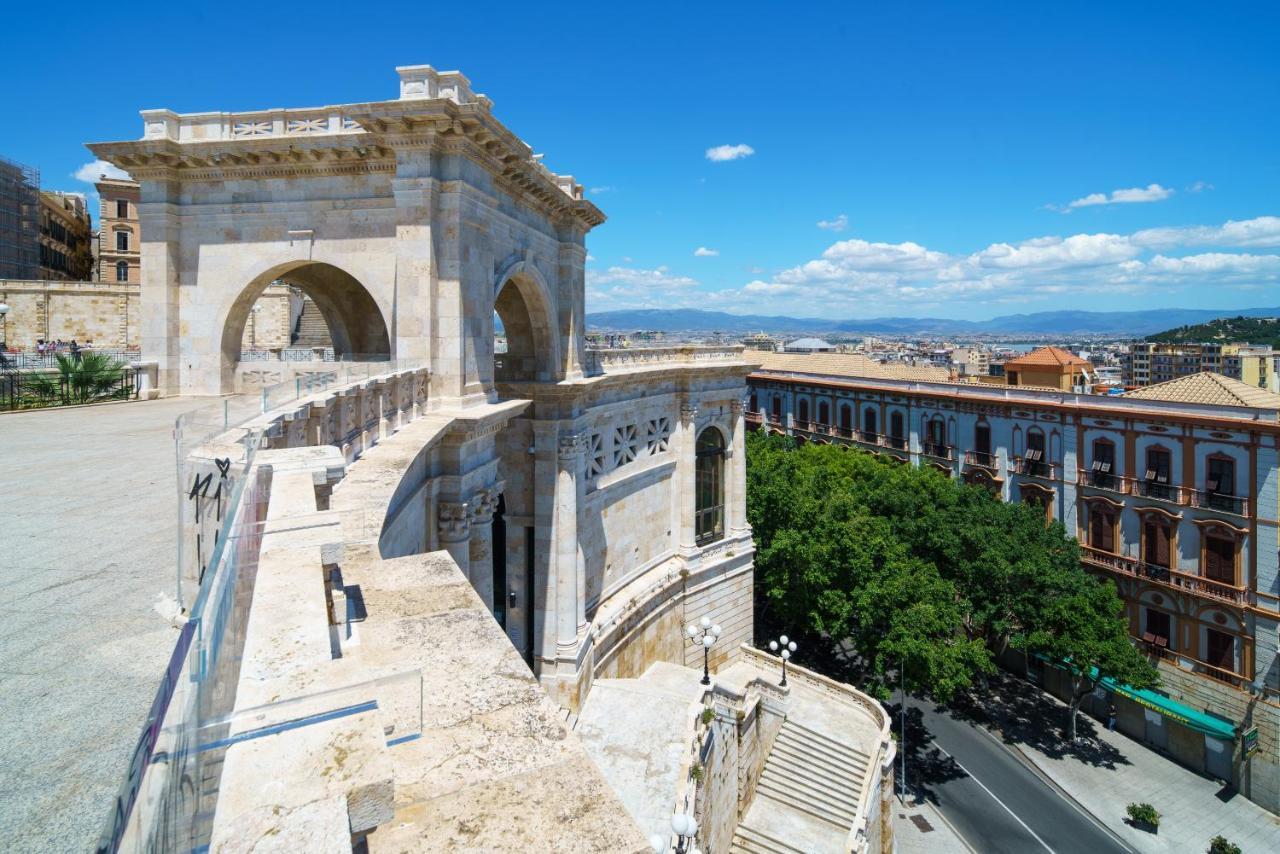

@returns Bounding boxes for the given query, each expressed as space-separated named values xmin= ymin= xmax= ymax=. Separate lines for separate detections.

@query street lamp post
xmin=0 ymin=302 xmax=10 ymax=350
xmin=686 ymin=617 xmax=721 ymax=686
xmin=649 ymin=812 xmax=701 ymax=854
xmin=768 ymin=635 xmax=796 ymax=687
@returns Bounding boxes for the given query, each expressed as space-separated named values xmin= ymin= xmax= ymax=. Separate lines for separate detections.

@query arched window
xmin=1024 ymin=427 xmax=1047 ymax=477
xmin=925 ymin=416 xmax=946 ymax=457
xmin=1090 ymin=439 xmax=1116 ymax=489
xmin=839 ymin=404 xmax=852 ymax=433
xmin=695 ymin=427 xmax=726 ymax=546
xmin=115 ymin=261 xmax=129 ymax=283
xmin=817 ymin=400 xmax=830 ymax=426
xmin=862 ymin=407 xmax=877 ymax=440
xmin=797 ymin=398 xmax=810 ymax=426
xmin=1088 ymin=504 xmax=1117 ymax=553
xmin=889 ymin=411 xmax=906 ymax=449
xmin=972 ymin=422 xmax=992 ymax=466
xmin=749 ymin=392 xmax=758 ymax=413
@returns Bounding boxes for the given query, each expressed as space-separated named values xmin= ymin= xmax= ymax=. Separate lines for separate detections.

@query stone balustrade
xmin=586 ymin=345 xmax=748 ymax=374
xmin=739 ymin=645 xmax=894 ymax=854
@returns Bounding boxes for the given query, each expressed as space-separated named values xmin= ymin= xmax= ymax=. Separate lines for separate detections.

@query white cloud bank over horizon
xmin=585 ymin=216 xmax=1280 ymax=316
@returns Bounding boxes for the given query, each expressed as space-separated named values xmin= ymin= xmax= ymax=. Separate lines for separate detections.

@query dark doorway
xmin=493 ymin=495 xmax=507 ymax=629
xmin=524 ymin=526 xmax=536 ymax=669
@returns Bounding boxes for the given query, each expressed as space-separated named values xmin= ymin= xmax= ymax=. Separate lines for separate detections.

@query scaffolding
xmin=0 ymin=154 xmax=40 ymax=280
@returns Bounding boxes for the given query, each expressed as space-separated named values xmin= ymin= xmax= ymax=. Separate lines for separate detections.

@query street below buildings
xmin=894 ymin=688 xmax=1136 ymax=854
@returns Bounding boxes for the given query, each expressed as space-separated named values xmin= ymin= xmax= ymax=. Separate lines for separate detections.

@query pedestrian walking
xmin=1106 ymin=703 xmax=1118 ymax=731
xmin=70 ymin=339 xmax=81 ymax=363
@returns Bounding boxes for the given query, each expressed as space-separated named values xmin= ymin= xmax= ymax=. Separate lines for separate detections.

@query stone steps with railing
xmin=734 ymin=717 xmax=872 ymax=845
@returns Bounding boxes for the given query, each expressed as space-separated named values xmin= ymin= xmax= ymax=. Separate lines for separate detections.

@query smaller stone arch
xmin=220 ymin=260 xmax=392 ymax=393
xmin=493 ymin=260 xmax=562 ymax=384
xmin=695 ymin=426 xmax=727 ymax=546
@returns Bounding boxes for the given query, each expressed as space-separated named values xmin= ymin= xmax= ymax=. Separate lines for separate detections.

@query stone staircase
xmin=731 ymin=719 xmax=871 ymax=852
xmin=292 ymin=295 xmax=331 ymax=347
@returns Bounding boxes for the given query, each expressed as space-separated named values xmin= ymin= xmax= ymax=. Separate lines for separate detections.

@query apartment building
xmin=0 ymin=155 xmax=40 ymax=280
xmin=95 ymin=176 xmax=140 ymax=284
xmin=1124 ymin=342 xmax=1275 ymax=390
xmin=37 ymin=191 xmax=93 ymax=281
xmin=746 ymin=350 xmax=1280 ymax=813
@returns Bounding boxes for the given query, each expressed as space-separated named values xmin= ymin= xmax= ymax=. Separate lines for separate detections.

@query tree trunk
xmin=1068 ymin=696 xmax=1080 ymax=742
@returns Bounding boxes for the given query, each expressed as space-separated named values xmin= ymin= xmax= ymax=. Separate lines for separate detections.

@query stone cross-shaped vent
xmin=232 ymin=120 xmax=273 ymax=137
xmin=287 ymin=118 xmax=328 ymax=135
xmin=587 ymin=432 xmax=607 ymax=479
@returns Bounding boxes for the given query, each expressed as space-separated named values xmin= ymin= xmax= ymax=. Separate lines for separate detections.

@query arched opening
xmin=817 ymin=400 xmax=830 ymax=427
xmin=695 ymin=427 xmax=726 ymax=546
xmin=839 ymin=403 xmax=852 ymax=433
xmin=797 ymin=398 xmax=810 ymax=426
xmin=221 ymin=261 xmax=391 ymax=391
xmin=862 ymin=407 xmax=877 ymax=441
xmin=889 ymin=411 xmax=905 ymax=449
xmin=493 ymin=274 xmax=559 ymax=384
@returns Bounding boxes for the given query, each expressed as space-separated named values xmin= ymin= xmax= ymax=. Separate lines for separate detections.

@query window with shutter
xmin=1143 ymin=519 xmax=1172 ymax=568
xmin=1145 ymin=608 xmax=1171 ymax=647
xmin=1205 ymin=629 xmax=1235 ymax=672
xmin=1204 ymin=535 xmax=1235 ymax=583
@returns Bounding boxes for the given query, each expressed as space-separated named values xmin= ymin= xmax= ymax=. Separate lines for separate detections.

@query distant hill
xmin=1146 ymin=315 xmax=1280 ymax=348
xmin=585 ymin=307 xmax=1280 ymax=338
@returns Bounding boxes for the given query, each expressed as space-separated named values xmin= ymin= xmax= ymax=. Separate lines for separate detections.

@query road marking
xmin=971 ymin=721 xmax=1138 ymax=853
xmin=931 ymin=742 xmax=1057 ymax=854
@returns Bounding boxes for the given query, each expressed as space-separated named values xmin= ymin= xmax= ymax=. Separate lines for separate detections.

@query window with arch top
xmin=695 ymin=427 xmax=726 ymax=546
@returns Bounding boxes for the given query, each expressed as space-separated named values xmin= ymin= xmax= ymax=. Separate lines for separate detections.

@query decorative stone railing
xmin=141 ymin=106 xmax=368 ymax=143
xmin=585 ymin=345 xmax=747 ymax=374
xmin=740 ymin=645 xmax=893 ymax=854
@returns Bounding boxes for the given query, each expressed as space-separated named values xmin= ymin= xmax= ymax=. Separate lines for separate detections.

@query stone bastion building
xmin=89 ymin=67 xmax=895 ymax=853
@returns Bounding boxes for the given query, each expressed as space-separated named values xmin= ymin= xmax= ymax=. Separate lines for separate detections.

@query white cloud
xmin=589 ymin=185 xmax=615 ymax=195
xmin=1131 ymin=216 xmax=1280 ymax=250
xmin=1187 ymin=180 xmax=1214 ymax=193
xmin=74 ymin=159 xmax=130 ymax=183
xmin=705 ymin=144 xmax=755 ymax=162
xmin=817 ymin=214 xmax=848 ymax=232
xmin=585 ymin=254 xmax=596 ymax=262
xmin=693 ymin=247 xmax=719 ymax=257
xmin=1060 ymin=183 xmax=1174 ymax=211
xmin=586 ymin=265 xmax=699 ymax=290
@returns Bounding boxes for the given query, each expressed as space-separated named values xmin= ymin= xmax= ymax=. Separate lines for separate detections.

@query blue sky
xmin=9 ymin=1 xmax=1279 ymax=320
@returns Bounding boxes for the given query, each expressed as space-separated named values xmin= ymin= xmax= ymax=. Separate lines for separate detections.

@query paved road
xmin=0 ymin=397 xmax=206 ymax=852
xmin=895 ymin=691 xmax=1136 ymax=854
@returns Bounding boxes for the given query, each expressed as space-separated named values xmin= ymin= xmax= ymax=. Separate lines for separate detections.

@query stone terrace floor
xmin=0 ymin=397 xmax=205 ymax=852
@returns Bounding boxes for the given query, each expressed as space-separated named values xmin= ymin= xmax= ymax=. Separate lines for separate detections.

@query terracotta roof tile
xmin=1123 ymin=372 xmax=1280 ymax=409
xmin=1004 ymin=346 xmax=1091 ymax=368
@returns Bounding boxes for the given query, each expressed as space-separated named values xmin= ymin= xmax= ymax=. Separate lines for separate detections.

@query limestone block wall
xmin=0 ymin=279 xmax=139 ymax=349
xmin=239 ymin=284 xmax=294 ymax=350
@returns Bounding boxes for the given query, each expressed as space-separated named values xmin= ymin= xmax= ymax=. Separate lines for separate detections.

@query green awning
xmin=1031 ymin=653 xmax=1237 ymax=741
xmin=1097 ymin=674 xmax=1236 ymax=740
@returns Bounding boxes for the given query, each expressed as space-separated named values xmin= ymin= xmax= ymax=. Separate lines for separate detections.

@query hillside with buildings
xmin=1148 ymin=315 xmax=1280 ymax=348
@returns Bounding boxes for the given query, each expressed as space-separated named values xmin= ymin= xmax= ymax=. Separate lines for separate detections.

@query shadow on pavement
xmin=946 ymin=670 xmax=1132 ymax=771
xmin=885 ymin=703 xmax=967 ymax=805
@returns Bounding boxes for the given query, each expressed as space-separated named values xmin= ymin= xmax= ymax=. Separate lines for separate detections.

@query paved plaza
xmin=0 ymin=397 xmax=206 ymax=852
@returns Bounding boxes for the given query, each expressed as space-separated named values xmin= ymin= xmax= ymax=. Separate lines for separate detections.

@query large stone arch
xmin=219 ymin=260 xmax=392 ymax=393
xmin=492 ymin=259 xmax=562 ymax=385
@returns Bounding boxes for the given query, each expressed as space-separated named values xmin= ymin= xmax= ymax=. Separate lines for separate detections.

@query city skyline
xmin=7 ymin=1 xmax=1279 ymax=320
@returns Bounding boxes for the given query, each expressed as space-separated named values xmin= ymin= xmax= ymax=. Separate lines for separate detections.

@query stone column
xmin=469 ymin=487 xmax=501 ymax=612
xmin=437 ymin=500 xmax=471 ymax=581
xmin=729 ymin=398 xmax=748 ymax=534
xmin=555 ymin=433 xmax=583 ymax=652
xmin=678 ymin=401 xmax=700 ymax=555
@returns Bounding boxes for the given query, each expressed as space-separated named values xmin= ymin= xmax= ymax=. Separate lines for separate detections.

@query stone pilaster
xmin=437 ymin=500 xmax=471 ymax=580
xmin=555 ymin=432 xmax=583 ymax=653
xmin=729 ymin=398 xmax=749 ymax=534
xmin=469 ymin=486 xmax=502 ymax=611
xmin=677 ymin=401 xmax=700 ymax=556
xmin=137 ymin=179 xmax=182 ymax=394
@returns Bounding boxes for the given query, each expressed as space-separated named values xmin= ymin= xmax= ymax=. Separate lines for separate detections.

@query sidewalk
xmin=893 ymin=794 xmax=973 ymax=854
xmin=962 ymin=672 xmax=1280 ymax=854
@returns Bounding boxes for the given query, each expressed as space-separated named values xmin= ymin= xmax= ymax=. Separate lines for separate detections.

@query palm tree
xmin=24 ymin=352 xmax=131 ymax=406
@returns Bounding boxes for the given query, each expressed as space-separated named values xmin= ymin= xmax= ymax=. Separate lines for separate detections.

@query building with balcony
xmin=1123 ymin=342 xmax=1276 ymax=390
xmin=37 ymin=191 xmax=93 ymax=281
xmin=748 ymin=359 xmax=1280 ymax=814
xmin=0 ymin=155 xmax=40 ymax=280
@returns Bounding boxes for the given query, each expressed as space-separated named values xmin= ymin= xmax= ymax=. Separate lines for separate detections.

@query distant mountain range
xmin=585 ymin=307 xmax=1280 ymax=338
